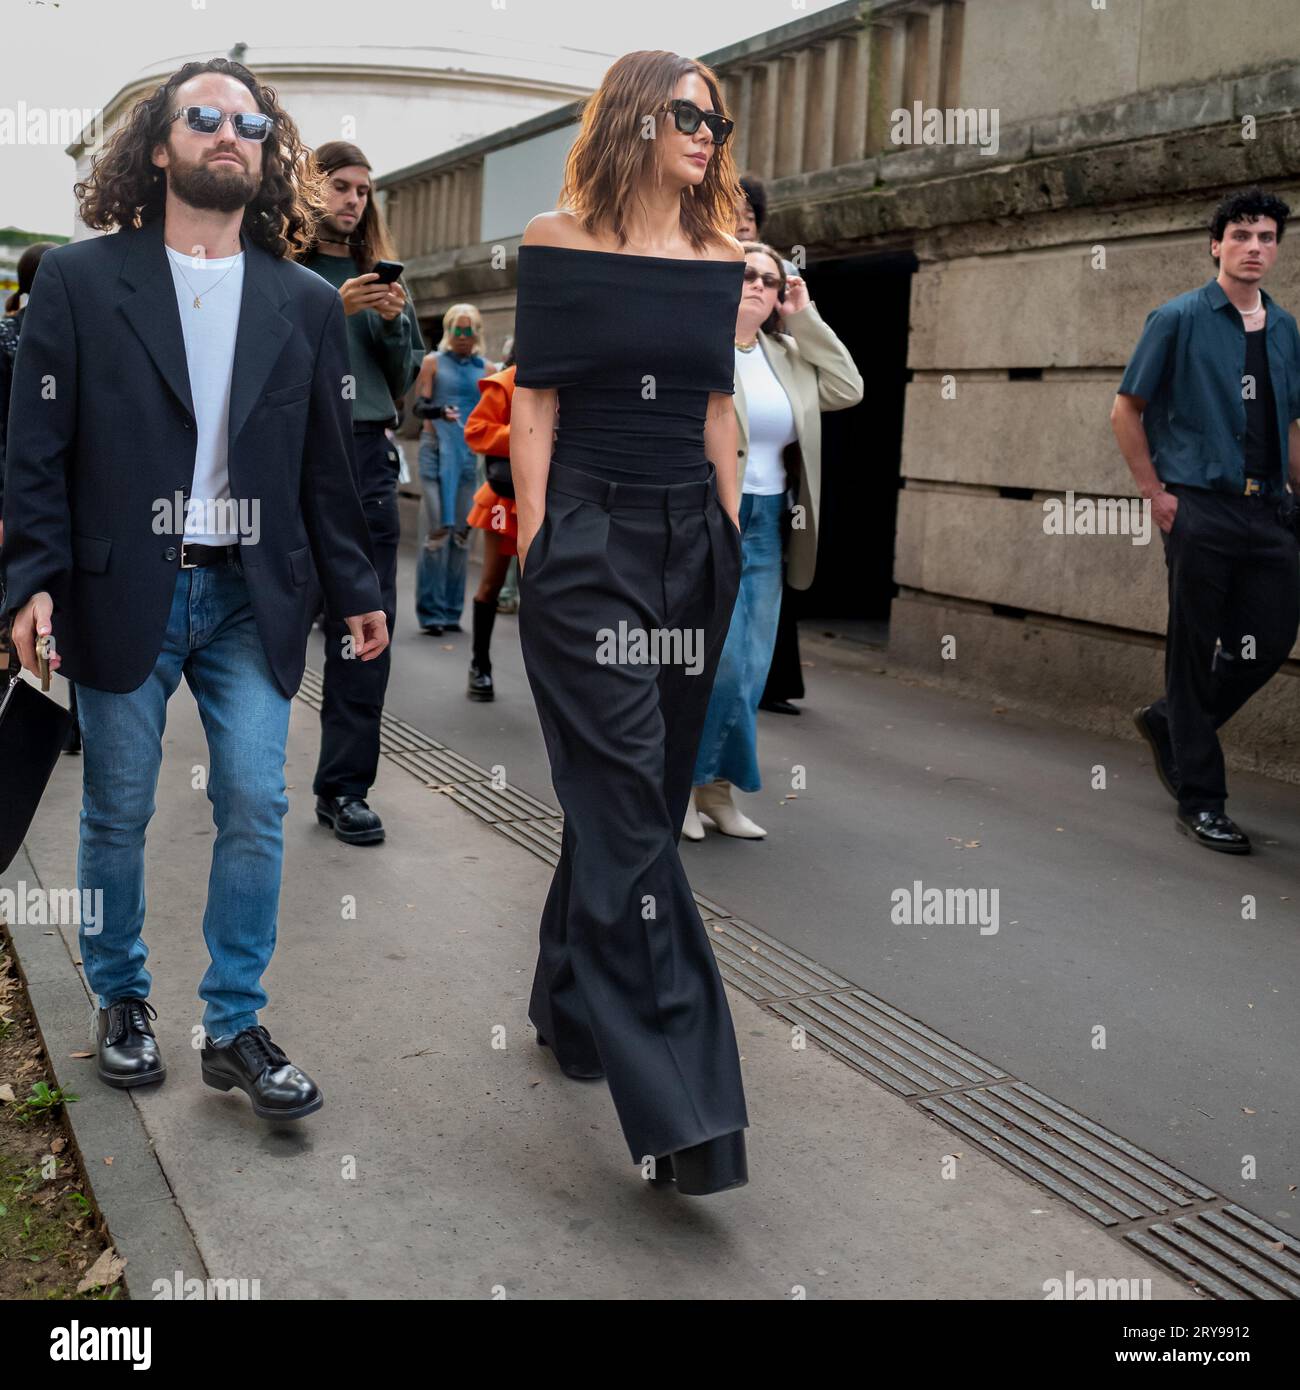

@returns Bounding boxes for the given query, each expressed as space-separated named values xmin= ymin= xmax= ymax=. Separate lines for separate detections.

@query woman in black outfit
xmin=511 ymin=50 xmax=749 ymax=1195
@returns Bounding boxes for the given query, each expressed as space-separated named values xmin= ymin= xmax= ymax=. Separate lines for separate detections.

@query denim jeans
xmin=415 ymin=429 xmax=477 ymax=627
xmin=76 ymin=559 xmax=291 ymax=1040
xmin=692 ymin=491 xmax=786 ymax=793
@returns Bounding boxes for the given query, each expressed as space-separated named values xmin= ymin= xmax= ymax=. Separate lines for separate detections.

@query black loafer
xmin=420 ymin=624 xmax=445 ymax=636
xmin=201 ymin=1025 xmax=323 ymax=1120
xmin=97 ymin=997 xmax=166 ymax=1089
xmin=1133 ymin=705 xmax=1179 ymax=800
xmin=467 ymin=663 xmax=495 ymax=701
xmin=316 ymin=794 xmax=385 ymax=845
xmin=535 ymin=1031 xmax=604 ymax=1081
xmin=1176 ymin=810 xmax=1251 ymax=854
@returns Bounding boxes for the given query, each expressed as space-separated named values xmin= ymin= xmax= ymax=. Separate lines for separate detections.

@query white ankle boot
xmin=693 ymin=780 xmax=766 ymax=838
xmin=681 ymin=796 xmax=706 ymax=841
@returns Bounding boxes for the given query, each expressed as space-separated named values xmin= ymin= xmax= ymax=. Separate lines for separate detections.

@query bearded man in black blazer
xmin=1 ymin=57 xmax=388 ymax=1119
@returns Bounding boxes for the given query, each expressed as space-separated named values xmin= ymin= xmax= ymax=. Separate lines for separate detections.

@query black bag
xmin=0 ymin=643 xmax=75 ymax=873
xmin=484 ymin=453 xmax=514 ymax=499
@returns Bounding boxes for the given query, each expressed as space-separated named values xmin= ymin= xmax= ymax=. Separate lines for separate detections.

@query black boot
xmin=657 ymin=1130 xmax=748 ymax=1196
xmin=201 ymin=1025 xmax=323 ymax=1120
xmin=97 ymin=997 xmax=166 ymax=1088
xmin=315 ymin=794 xmax=385 ymax=845
xmin=468 ymin=599 xmax=496 ymax=701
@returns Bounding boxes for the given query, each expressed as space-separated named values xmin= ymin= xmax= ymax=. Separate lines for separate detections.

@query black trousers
xmin=1151 ymin=485 xmax=1299 ymax=813
xmin=313 ymin=426 xmax=400 ymax=800
xmin=762 ymin=568 xmax=805 ymax=702
xmin=519 ymin=459 xmax=748 ymax=1162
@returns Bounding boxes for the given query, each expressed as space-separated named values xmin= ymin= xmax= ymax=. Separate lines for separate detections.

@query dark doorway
xmin=796 ymin=249 xmax=915 ymax=626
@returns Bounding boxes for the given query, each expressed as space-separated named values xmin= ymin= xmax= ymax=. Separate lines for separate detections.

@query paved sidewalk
xmin=3 ymin=680 xmax=1195 ymax=1300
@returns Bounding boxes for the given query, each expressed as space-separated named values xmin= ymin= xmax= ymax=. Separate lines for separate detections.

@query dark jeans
xmin=1151 ymin=485 xmax=1299 ymax=814
xmin=313 ymin=426 xmax=399 ymax=800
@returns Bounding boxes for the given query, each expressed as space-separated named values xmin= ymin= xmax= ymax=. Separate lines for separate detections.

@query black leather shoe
xmin=467 ymin=663 xmax=495 ymax=701
xmin=420 ymin=624 xmax=445 ymax=636
xmin=657 ymin=1129 xmax=748 ymax=1196
xmin=535 ymin=1031 xmax=604 ymax=1081
xmin=1176 ymin=810 xmax=1251 ymax=854
xmin=759 ymin=698 xmax=800 ymax=716
xmin=201 ymin=1025 xmax=323 ymax=1120
xmin=316 ymin=795 xmax=385 ymax=845
xmin=1133 ymin=705 xmax=1179 ymax=799
xmin=97 ymin=997 xmax=166 ymax=1088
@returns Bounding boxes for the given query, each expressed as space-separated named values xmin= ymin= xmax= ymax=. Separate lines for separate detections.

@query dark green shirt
xmin=300 ymin=250 xmax=424 ymax=424
xmin=1118 ymin=277 xmax=1300 ymax=493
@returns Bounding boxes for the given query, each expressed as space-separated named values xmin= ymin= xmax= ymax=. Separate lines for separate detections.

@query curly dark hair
xmin=74 ymin=58 xmax=326 ymax=258
xmin=1208 ymin=187 xmax=1291 ymax=265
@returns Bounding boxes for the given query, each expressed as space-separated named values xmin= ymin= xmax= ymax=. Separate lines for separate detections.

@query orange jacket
xmin=463 ymin=364 xmax=516 ymax=457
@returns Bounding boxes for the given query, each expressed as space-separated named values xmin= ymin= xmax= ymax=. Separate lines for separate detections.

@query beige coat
xmin=732 ymin=301 xmax=864 ymax=590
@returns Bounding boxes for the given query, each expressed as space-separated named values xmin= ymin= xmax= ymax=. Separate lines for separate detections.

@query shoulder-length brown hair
xmin=559 ymin=50 xmax=741 ymax=255
xmin=74 ymin=58 xmax=324 ymax=259
xmin=297 ymin=140 xmax=396 ymax=273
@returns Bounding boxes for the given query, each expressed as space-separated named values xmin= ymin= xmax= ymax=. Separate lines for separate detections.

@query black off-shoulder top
xmin=512 ymin=244 xmax=744 ymax=483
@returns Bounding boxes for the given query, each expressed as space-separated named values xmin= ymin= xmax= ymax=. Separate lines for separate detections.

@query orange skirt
xmin=466 ymin=480 xmax=518 ymax=555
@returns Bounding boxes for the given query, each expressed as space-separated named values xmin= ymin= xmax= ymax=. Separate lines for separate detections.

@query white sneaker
xmin=693 ymin=780 xmax=766 ymax=838
xmin=681 ymin=795 xmax=706 ymax=841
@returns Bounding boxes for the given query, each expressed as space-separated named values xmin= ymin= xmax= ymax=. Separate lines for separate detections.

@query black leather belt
xmin=180 ymin=541 xmax=240 ymax=569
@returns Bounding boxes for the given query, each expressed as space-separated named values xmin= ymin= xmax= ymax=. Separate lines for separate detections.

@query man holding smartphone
xmin=298 ymin=141 xmax=424 ymax=846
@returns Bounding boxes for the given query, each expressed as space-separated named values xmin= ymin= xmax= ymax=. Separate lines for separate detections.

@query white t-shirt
xmin=735 ymin=342 xmax=797 ymax=495
xmin=165 ymin=244 xmax=245 ymax=545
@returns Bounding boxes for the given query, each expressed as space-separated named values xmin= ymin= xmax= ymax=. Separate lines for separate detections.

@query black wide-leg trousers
xmin=518 ymin=459 xmax=749 ymax=1162
xmin=314 ymin=425 xmax=400 ymax=800
xmin=1152 ymin=485 xmax=1299 ymax=813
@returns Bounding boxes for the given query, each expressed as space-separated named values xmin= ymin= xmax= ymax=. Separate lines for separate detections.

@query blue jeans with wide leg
xmin=75 ymin=558 xmax=291 ymax=1041
xmin=692 ymin=490 xmax=786 ymax=792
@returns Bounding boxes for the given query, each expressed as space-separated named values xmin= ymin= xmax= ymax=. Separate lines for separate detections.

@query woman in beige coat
xmin=685 ymin=242 xmax=863 ymax=839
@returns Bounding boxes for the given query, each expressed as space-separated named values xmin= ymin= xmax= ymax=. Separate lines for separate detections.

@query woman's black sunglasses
xmin=170 ymin=106 xmax=274 ymax=142
xmin=663 ymin=99 xmax=734 ymax=147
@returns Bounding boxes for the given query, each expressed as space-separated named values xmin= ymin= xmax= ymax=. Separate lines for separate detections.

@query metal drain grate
xmin=1127 ymin=1207 xmax=1300 ymax=1300
xmin=294 ymin=666 xmax=1298 ymax=1299
xmin=919 ymin=1083 xmax=1213 ymax=1227
xmin=774 ymin=990 xmax=1008 ymax=1098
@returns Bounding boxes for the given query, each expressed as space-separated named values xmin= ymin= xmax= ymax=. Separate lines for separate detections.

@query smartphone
xmin=371 ymin=259 xmax=404 ymax=285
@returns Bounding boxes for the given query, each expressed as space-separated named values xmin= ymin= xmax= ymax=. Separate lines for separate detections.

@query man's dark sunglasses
xmin=170 ymin=106 xmax=273 ymax=142
xmin=663 ymin=99 xmax=734 ymax=147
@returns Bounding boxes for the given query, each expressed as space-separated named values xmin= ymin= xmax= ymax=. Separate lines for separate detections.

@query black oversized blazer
xmin=0 ymin=218 xmax=381 ymax=697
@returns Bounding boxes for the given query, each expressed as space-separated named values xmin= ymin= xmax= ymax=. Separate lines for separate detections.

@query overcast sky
xmin=2 ymin=0 xmax=839 ymax=235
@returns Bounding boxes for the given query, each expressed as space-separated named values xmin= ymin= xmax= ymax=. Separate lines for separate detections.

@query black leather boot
xmin=97 ymin=997 xmax=166 ymax=1088
xmin=468 ymin=599 xmax=496 ymax=701
xmin=658 ymin=1130 xmax=748 ymax=1196
xmin=201 ymin=1025 xmax=323 ymax=1120
xmin=316 ymin=794 xmax=385 ymax=845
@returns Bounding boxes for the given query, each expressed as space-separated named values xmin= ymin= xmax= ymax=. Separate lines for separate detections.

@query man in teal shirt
xmin=1113 ymin=188 xmax=1300 ymax=855
xmin=299 ymin=141 xmax=424 ymax=846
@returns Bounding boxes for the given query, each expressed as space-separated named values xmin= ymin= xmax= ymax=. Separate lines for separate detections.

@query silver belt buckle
xmin=180 ymin=540 xmax=198 ymax=569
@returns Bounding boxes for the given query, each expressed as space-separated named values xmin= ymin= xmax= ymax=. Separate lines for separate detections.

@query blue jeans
xmin=415 ymin=430 xmax=477 ymax=627
xmin=692 ymin=491 xmax=786 ymax=793
xmin=76 ymin=560 xmax=291 ymax=1040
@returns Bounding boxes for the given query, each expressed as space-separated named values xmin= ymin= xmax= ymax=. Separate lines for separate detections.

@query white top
xmin=735 ymin=342 xmax=797 ymax=495
xmin=165 ymin=244 xmax=245 ymax=545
